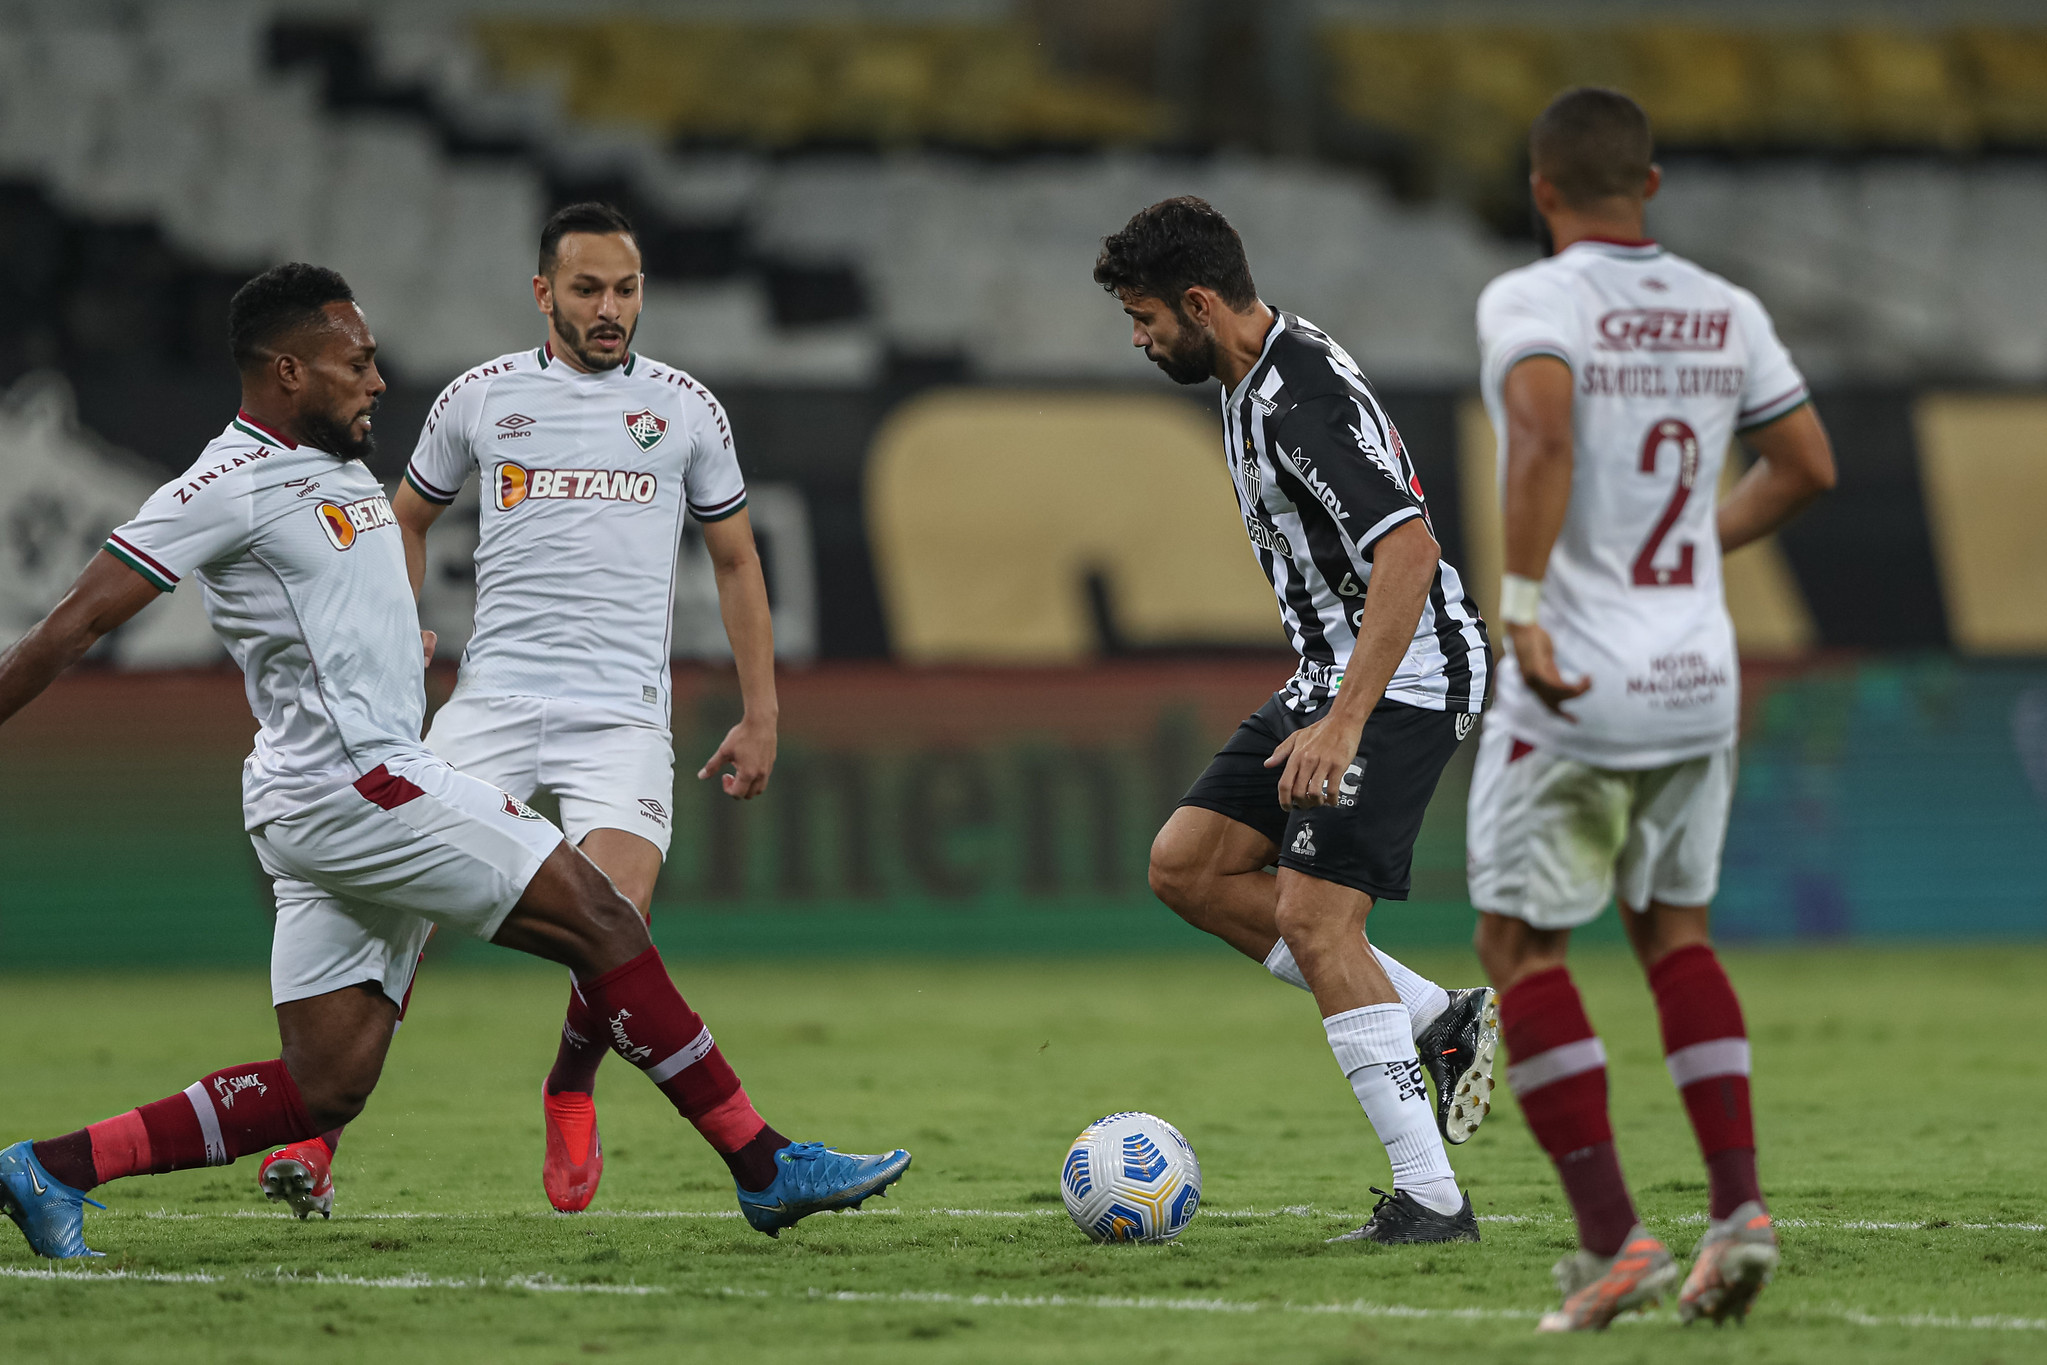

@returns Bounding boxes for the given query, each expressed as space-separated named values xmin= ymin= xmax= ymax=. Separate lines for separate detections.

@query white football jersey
xmin=105 ymin=413 xmax=434 ymax=826
xmin=1477 ymin=239 xmax=1809 ymax=768
xmin=404 ymin=346 xmax=746 ymax=726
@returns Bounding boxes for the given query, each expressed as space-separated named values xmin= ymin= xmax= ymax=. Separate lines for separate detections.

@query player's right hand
xmin=1506 ymin=622 xmax=1590 ymax=719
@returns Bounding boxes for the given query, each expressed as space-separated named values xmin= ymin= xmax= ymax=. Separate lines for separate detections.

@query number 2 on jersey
xmin=1632 ymin=418 xmax=1700 ymax=587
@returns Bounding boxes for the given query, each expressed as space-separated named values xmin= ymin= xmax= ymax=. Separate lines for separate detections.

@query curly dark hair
xmin=1094 ymin=196 xmax=1258 ymax=312
xmin=540 ymin=201 xmax=637 ymax=277
xmin=1531 ymin=87 xmax=1654 ymax=206
xmin=227 ymin=263 xmax=355 ymax=371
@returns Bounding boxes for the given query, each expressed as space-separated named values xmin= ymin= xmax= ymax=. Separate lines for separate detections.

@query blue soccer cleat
xmin=0 ymin=1141 xmax=106 ymax=1259
xmin=736 ymin=1141 xmax=911 ymax=1237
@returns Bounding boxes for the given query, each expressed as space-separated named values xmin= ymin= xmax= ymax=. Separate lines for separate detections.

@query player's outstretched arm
xmin=0 ymin=551 xmax=162 ymax=729
xmin=391 ymin=481 xmax=447 ymax=669
xmin=1499 ymin=356 xmax=1591 ymax=718
xmin=1718 ymin=404 xmax=1837 ymax=554
xmin=697 ymin=509 xmax=778 ymax=800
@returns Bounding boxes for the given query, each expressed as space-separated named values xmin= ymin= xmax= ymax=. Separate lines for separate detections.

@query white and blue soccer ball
xmin=1060 ymin=1111 xmax=1202 ymax=1243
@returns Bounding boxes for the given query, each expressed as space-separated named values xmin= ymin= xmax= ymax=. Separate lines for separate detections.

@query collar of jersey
xmin=1225 ymin=308 xmax=1287 ymax=405
xmin=232 ymin=410 xmax=298 ymax=449
xmin=540 ymin=342 xmax=636 ymax=376
xmin=1562 ymin=236 xmax=1662 ymax=260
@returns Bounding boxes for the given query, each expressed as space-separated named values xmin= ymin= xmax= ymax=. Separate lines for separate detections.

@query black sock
xmin=723 ymin=1125 xmax=790 ymax=1193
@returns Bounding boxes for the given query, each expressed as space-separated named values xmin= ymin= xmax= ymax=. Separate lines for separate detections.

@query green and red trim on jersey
xmin=104 ymin=533 xmax=179 ymax=592
xmin=402 ymin=464 xmax=459 ymax=506
xmin=688 ymin=489 xmax=748 ymax=523
xmin=231 ymin=410 xmax=297 ymax=449
xmin=1736 ymin=383 xmax=1812 ymax=432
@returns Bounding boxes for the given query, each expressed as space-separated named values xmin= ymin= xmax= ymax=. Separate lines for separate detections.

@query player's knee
xmin=1271 ymin=896 xmax=1332 ymax=954
xmin=1146 ymin=838 xmax=1203 ymax=914
xmin=575 ymin=879 xmax=652 ymax=960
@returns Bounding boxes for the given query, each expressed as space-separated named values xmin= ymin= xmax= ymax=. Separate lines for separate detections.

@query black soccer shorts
xmin=1177 ymin=693 xmax=1474 ymax=901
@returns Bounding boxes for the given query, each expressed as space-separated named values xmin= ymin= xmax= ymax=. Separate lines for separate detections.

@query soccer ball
xmin=1060 ymin=1112 xmax=1202 ymax=1243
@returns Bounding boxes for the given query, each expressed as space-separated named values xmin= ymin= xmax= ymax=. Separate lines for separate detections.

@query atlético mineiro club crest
xmin=623 ymin=409 xmax=668 ymax=451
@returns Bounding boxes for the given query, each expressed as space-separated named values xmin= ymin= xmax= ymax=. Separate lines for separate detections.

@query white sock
xmin=1323 ymin=1003 xmax=1462 ymax=1215
xmin=1264 ymin=941 xmax=1452 ymax=1038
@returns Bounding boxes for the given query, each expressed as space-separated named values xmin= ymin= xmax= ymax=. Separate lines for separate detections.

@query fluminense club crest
xmin=623 ymin=408 xmax=668 ymax=451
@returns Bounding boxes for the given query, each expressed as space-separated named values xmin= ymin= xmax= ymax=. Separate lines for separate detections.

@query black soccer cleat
xmin=1415 ymin=987 xmax=1499 ymax=1145
xmin=1327 ymin=1187 xmax=1481 ymax=1245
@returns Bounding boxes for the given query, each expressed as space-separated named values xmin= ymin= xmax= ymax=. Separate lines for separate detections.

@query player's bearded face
xmin=554 ymin=307 xmax=638 ymax=373
xmin=1145 ymin=303 xmax=1219 ymax=386
xmin=295 ymin=307 xmax=384 ymax=459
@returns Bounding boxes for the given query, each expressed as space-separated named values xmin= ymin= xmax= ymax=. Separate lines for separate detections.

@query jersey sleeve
xmin=1477 ymin=269 xmax=1579 ymax=390
xmin=682 ymin=386 xmax=747 ymax=523
xmin=1274 ymin=394 xmax=1428 ymax=556
xmin=103 ymin=473 xmax=253 ymax=593
xmin=403 ymin=371 xmax=487 ymax=505
xmin=1730 ymin=286 xmax=1810 ymax=431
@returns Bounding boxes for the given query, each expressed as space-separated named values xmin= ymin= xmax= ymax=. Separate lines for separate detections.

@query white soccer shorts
xmin=426 ymin=694 xmax=676 ymax=856
xmin=252 ymin=755 xmax=566 ymax=1007
xmin=1465 ymin=721 xmax=1736 ymax=930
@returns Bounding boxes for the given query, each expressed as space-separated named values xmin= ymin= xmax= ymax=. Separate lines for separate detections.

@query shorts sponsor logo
xmin=501 ymin=793 xmax=543 ymax=821
xmin=637 ymin=797 xmax=670 ymax=829
xmin=1595 ymin=308 xmax=1729 ymax=352
xmin=1337 ymin=761 xmax=1364 ymax=807
xmin=495 ymin=413 xmax=536 ymax=440
xmin=1455 ymin=713 xmax=1476 ymax=740
xmin=212 ymin=1072 xmax=268 ymax=1110
xmin=609 ymin=1008 xmax=654 ymax=1064
xmin=495 ymin=463 xmax=657 ymax=511
xmin=1290 ymin=825 xmax=1316 ymax=857
xmin=623 ymin=408 xmax=669 ymax=451
xmin=315 ymin=495 xmax=395 ymax=551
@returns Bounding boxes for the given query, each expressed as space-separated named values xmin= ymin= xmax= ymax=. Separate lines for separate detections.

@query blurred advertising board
xmin=2 ymin=657 xmax=2043 ymax=968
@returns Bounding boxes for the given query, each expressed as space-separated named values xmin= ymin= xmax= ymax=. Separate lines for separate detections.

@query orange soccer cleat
xmin=542 ymin=1086 xmax=603 ymax=1213
xmin=1679 ymin=1201 xmax=1779 ymax=1325
xmin=259 ymin=1140 xmax=335 ymax=1221
xmin=1536 ymin=1225 xmax=1681 ymax=1332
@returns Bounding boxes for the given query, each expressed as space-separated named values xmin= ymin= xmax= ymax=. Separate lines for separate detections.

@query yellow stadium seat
xmin=1959 ymin=29 xmax=2047 ymax=142
xmin=1839 ymin=29 xmax=1975 ymax=148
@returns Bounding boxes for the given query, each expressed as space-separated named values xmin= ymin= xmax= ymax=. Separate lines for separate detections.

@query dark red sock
xmin=725 ymin=1124 xmax=792 ymax=1192
xmin=1648 ymin=944 xmax=1762 ymax=1219
xmin=545 ymin=980 xmax=608 ymax=1096
xmin=317 ymin=1128 xmax=345 ymax=1160
xmin=33 ymin=1061 xmax=313 ymax=1193
xmin=1501 ymin=966 xmax=1637 ymax=1256
xmin=29 ymin=1132 xmax=96 ymax=1191
xmin=579 ymin=948 xmax=773 ymax=1154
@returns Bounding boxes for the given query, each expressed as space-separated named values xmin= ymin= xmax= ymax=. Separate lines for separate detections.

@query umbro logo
xmin=496 ymin=413 xmax=536 ymax=441
xmin=1291 ymin=825 xmax=1316 ymax=857
xmin=638 ymin=797 xmax=670 ymax=828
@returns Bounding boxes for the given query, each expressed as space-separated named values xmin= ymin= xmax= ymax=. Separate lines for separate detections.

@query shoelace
xmin=779 ymin=1142 xmax=828 ymax=1164
xmin=1362 ymin=1186 xmax=1399 ymax=1226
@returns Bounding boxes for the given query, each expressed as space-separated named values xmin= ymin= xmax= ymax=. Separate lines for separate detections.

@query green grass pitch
xmin=3 ymin=946 xmax=2044 ymax=1364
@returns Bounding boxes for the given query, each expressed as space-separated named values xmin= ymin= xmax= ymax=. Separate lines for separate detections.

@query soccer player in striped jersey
xmin=1468 ymin=89 xmax=1837 ymax=1331
xmin=1096 ymin=198 xmax=1496 ymax=1245
xmin=0 ymin=265 xmax=907 ymax=1260
xmin=299 ymin=202 xmax=779 ymax=1216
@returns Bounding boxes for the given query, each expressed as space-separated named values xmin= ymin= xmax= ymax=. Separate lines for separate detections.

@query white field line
xmin=112 ymin=1206 xmax=2041 ymax=1232
xmin=8 ymin=1266 xmax=2044 ymax=1332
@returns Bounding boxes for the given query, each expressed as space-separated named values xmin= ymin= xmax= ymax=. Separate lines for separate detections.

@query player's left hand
xmin=420 ymin=630 xmax=436 ymax=671
xmin=1266 ymin=715 xmax=1363 ymax=810
xmin=698 ymin=714 xmax=777 ymax=800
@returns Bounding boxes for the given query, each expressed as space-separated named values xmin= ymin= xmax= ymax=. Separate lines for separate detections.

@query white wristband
xmin=1498 ymin=573 xmax=1542 ymax=626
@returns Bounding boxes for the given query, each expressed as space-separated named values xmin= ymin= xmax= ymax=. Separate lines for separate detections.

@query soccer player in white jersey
xmin=1096 ymin=198 xmax=1498 ymax=1245
xmin=1467 ymin=90 xmax=1837 ymax=1330
xmin=0 ymin=265 xmax=908 ymax=1260
xmin=288 ymin=203 xmax=777 ymax=1214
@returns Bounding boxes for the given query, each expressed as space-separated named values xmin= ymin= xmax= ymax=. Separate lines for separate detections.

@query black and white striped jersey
xmin=1221 ymin=311 xmax=1490 ymax=715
